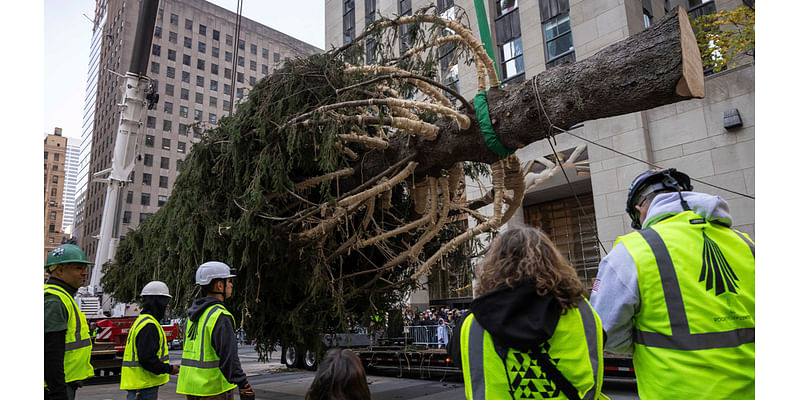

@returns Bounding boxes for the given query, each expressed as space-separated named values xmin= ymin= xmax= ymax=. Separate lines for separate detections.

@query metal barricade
xmin=403 ymin=324 xmax=453 ymax=348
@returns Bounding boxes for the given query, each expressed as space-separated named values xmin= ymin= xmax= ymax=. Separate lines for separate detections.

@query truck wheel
xmin=302 ymin=349 xmax=317 ymax=370
xmin=285 ymin=344 xmax=302 ymax=369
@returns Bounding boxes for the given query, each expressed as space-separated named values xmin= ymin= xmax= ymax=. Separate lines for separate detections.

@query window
xmin=142 ymin=173 xmax=152 ymax=185
xmin=168 ymin=48 xmax=176 ymax=61
xmin=273 ymin=52 xmax=280 ymax=63
xmin=224 ymin=68 xmax=232 ymax=79
xmin=166 ymin=66 xmax=175 ymax=79
xmin=49 ymin=224 xmax=56 ymax=233
xmin=152 ymin=44 xmax=161 ymax=56
xmin=198 ymin=42 xmax=206 ymax=53
xmin=179 ymin=123 xmax=188 ymax=136
xmin=50 ymin=211 xmax=57 ymax=220
xmin=223 ymin=100 xmax=231 ymax=111
xmin=209 ymin=96 xmax=218 ymax=107
xmin=141 ymin=193 xmax=151 ymax=206
xmin=196 ymin=76 xmax=205 ymax=87
xmin=199 ymin=24 xmax=206 ymax=36
xmin=343 ymin=0 xmax=355 ymax=44
xmin=688 ymin=0 xmax=717 ymax=19
xmin=194 ymin=109 xmax=203 ymax=121
xmin=197 ymin=59 xmax=205 ymax=71
xmin=213 ymin=29 xmax=220 ymax=41
xmin=210 ymin=80 xmax=218 ymax=91
xmin=185 ymin=18 xmax=192 ymax=30
xmin=209 ymin=113 xmax=217 ymax=124
xmin=163 ymin=120 xmax=172 ymax=131
xmin=183 ymin=54 xmax=191 ymax=66
xmin=193 ymin=125 xmax=203 ymax=138
xmin=159 ymin=176 xmax=169 ymax=188
xmin=180 ymin=89 xmax=189 ymax=101
xmin=238 ymin=39 xmax=245 ymax=50
xmin=123 ymin=211 xmax=131 ymax=224
xmin=51 ymin=187 xmax=57 ymax=197
xmin=169 ymin=31 xmax=177 ymax=43
xmin=44 ymin=151 xmax=48 ymax=159
xmin=398 ymin=0 xmax=412 ymax=52
xmin=155 ymin=26 xmax=162 ymax=38
xmin=225 ymin=51 xmax=232 ymax=62
xmin=177 ymin=159 xmax=184 ymax=170
xmin=495 ymin=0 xmax=525 ymax=81
xmin=250 ymin=43 xmax=257 ymax=55
xmin=212 ymin=47 xmax=219 ymax=58
xmin=126 ymin=190 xmax=133 ymax=204
xmin=500 ymin=38 xmax=524 ymax=80
xmin=145 ymin=135 xmax=155 ymax=147
xmin=365 ymin=0 xmax=377 ymax=63
xmin=52 ymin=164 xmax=58 ymax=171
xmin=180 ymin=105 xmax=189 ymax=117
xmin=182 ymin=71 xmax=190 ymax=83
xmin=54 ymin=153 xmax=60 ymax=161
xmin=164 ymin=101 xmax=173 ymax=113
xmin=237 ymin=56 xmax=245 ymax=67
xmin=170 ymin=13 xmax=178 ymax=25
xmin=140 ymin=213 xmax=152 ymax=223
xmin=540 ymin=0 xmax=575 ymax=69
xmin=250 ymin=60 xmax=257 ymax=71
xmin=146 ymin=116 xmax=156 ymax=128
xmin=160 ymin=156 xmax=170 ymax=169
xmin=150 ymin=61 xmax=160 ymax=74
xmin=262 ymin=48 xmax=268 ymax=59
xmin=162 ymin=138 xmax=171 ymax=151
xmin=177 ymin=141 xmax=186 ymax=153
xmin=237 ymin=72 xmax=244 ymax=83
xmin=158 ymin=194 xmax=168 ymax=206
xmin=262 ymin=64 xmax=268 ymax=75
xmin=52 ymin=175 xmax=58 ymax=184
xmin=236 ymin=87 xmax=244 ymax=99
xmin=144 ymin=153 xmax=153 ymax=166
xmin=211 ymin=63 xmax=219 ymax=75
xmin=223 ymin=84 xmax=231 ymax=95
xmin=184 ymin=36 xmax=192 ymax=49
xmin=225 ymin=34 xmax=233 ymax=45
xmin=249 ymin=76 xmax=256 ymax=86
xmin=195 ymin=92 xmax=204 ymax=104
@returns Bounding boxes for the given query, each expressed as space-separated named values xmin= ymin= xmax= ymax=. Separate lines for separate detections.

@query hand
xmin=239 ymin=382 xmax=255 ymax=400
xmin=170 ymin=364 xmax=180 ymax=375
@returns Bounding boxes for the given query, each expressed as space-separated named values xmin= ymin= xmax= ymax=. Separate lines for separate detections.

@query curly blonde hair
xmin=475 ymin=226 xmax=585 ymax=309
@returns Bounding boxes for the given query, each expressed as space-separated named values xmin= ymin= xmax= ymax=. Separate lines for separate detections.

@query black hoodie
xmin=133 ymin=296 xmax=172 ymax=377
xmin=185 ymin=297 xmax=248 ymax=388
xmin=447 ymin=283 xmax=561 ymax=365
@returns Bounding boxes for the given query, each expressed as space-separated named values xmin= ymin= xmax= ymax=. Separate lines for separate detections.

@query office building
xmin=44 ymin=128 xmax=68 ymax=262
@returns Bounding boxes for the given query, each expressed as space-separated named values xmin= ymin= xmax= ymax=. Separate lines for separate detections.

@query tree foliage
xmin=692 ymin=5 xmax=755 ymax=73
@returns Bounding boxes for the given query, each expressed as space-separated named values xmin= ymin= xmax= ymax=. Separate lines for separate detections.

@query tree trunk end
xmin=676 ymin=5 xmax=705 ymax=98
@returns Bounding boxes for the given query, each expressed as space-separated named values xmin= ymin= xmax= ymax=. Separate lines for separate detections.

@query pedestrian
xmin=120 ymin=281 xmax=180 ymax=399
xmin=44 ymin=244 xmax=95 ymax=400
xmin=448 ymin=227 xmax=607 ymax=400
xmin=176 ymin=261 xmax=255 ymax=400
xmin=305 ymin=348 xmax=371 ymax=400
xmin=590 ymin=168 xmax=755 ymax=399
xmin=436 ymin=318 xmax=449 ymax=349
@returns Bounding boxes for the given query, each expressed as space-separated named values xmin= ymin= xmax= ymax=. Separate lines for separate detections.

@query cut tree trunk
xmin=347 ymin=6 xmax=703 ymax=188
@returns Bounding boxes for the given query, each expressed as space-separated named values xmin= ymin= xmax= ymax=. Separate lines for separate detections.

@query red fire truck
xmin=89 ymin=317 xmax=182 ymax=380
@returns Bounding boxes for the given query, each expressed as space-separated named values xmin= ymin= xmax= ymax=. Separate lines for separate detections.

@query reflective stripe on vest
xmin=120 ymin=314 xmax=170 ymax=390
xmin=176 ymin=304 xmax=237 ymax=396
xmin=44 ymin=285 xmax=94 ymax=385
xmin=633 ymin=227 xmax=755 ymax=350
xmin=461 ymin=299 xmax=602 ymax=400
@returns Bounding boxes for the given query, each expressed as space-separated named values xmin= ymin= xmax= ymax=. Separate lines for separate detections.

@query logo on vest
xmin=699 ymin=232 xmax=739 ymax=296
xmin=506 ymin=343 xmax=561 ymax=399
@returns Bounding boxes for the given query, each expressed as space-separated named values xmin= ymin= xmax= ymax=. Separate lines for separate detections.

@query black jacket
xmin=186 ymin=297 xmax=248 ymax=388
xmin=447 ymin=283 xmax=561 ymax=366
xmin=135 ymin=295 xmax=173 ymax=377
xmin=44 ymin=278 xmax=79 ymax=400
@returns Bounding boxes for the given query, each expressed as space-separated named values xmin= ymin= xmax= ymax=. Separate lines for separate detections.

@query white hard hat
xmin=195 ymin=261 xmax=236 ymax=285
xmin=141 ymin=281 xmax=172 ymax=298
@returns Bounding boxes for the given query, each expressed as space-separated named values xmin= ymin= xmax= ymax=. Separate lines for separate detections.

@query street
xmin=77 ymin=345 xmax=639 ymax=399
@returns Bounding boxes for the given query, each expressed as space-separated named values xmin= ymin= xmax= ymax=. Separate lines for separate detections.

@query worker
xmin=44 ymin=244 xmax=94 ymax=400
xmin=120 ymin=281 xmax=181 ymax=399
xmin=176 ymin=261 xmax=254 ymax=400
xmin=448 ymin=227 xmax=607 ymax=399
xmin=589 ymin=168 xmax=755 ymax=399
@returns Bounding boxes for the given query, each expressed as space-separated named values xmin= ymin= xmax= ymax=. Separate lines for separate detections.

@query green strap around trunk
xmin=474 ymin=91 xmax=515 ymax=157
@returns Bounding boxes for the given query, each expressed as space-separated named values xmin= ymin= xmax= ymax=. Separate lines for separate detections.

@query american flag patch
xmin=592 ymin=278 xmax=601 ymax=292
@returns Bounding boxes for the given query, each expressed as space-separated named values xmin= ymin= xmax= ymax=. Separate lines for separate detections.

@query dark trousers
xmin=187 ymin=388 xmax=235 ymax=400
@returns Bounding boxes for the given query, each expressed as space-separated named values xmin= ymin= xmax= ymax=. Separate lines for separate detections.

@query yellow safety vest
xmin=618 ymin=210 xmax=755 ymax=399
xmin=44 ymin=284 xmax=94 ymax=386
xmin=120 ymin=314 xmax=170 ymax=390
xmin=460 ymin=299 xmax=607 ymax=399
xmin=176 ymin=304 xmax=237 ymax=396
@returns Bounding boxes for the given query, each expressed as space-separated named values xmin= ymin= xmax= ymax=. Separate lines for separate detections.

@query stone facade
xmin=44 ymin=128 xmax=68 ymax=262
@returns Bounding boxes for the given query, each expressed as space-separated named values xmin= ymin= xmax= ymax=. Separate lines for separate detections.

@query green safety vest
xmin=176 ymin=304 xmax=237 ymax=396
xmin=44 ymin=284 xmax=94 ymax=386
xmin=460 ymin=299 xmax=606 ymax=400
xmin=120 ymin=313 xmax=170 ymax=390
xmin=617 ymin=210 xmax=755 ymax=399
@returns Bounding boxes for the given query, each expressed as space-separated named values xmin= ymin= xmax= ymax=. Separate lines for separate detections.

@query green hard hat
xmin=45 ymin=244 xmax=93 ymax=269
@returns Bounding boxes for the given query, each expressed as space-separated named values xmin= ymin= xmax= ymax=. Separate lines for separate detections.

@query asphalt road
xmin=77 ymin=344 xmax=639 ymax=399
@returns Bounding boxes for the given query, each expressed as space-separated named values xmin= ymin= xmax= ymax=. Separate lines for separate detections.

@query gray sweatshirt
xmin=588 ymin=191 xmax=734 ymax=354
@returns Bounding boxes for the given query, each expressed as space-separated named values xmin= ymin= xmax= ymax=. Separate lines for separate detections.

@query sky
xmin=43 ymin=0 xmax=325 ymax=142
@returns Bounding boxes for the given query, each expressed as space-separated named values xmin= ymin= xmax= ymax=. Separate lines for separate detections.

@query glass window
xmin=225 ymin=51 xmax=232 ymax=62
xmin=194 ymin=109 xmax=203 ymax=121
xmin=146 ymin=115 xmax=156 ymax=128
xmin=544 ymin=14 xmax=574 ymax=63
xmin=223 ymin=100 xmax=230 ymax=111
xmin=209 ymin=96 xmax=217 ymax=106
xmin=213 ymin=29 xmax=220 ymax=41
xmin=237 ymin=72 xmax=244 ymax=83
xmin=196 ymin=75 xmax=205 ymax=87
xmin=183 ymin=36 xmax=192 ymax=49
xmin=144 ymin=153 xmax=153 ymax=166
xmin=185 ymin=18 xmax=192 ymax=30
xmin=161 ymin=139 xmax=171 ymax=151
xmin=150 ymin=61 xmax=160 ymax=74
xmin=141 ymin=193 xmax=151 ymax=205
xmin=261 ymin=64 xmax=268 ymax=75
xmin=158 ymin=194 xmax=168 ymax=206
xmin=179 ymin=123 xmax=188 ymax=136
xmin=177 ymin=159 xmax=184 ymax=170
xmin=237 ymin=56 xmax=244 ymax=67
xmin=160 ymin=156 xmax=170 ymax=169
xmin=262 ymin=48 xmax=268 ymax=59
xmin=273 ymin=52 xmax=280 ymax=63
xmin=142 ymin=173 xmax=152 ymax=185
xmin=210 ymin=80 xmax=218 ymax=91
xmin=250 ymin=60 xmax=256 ymax=71
xmin=140 ymin=213 xmax=152 ymax=223
xmin=197 ymin=59 xmax=205 ymax=70
xmin=152 ymin=44 xmax=161 ymax=56
xmin=166 ymin=66 xmax=175 ymax=78
xmin=236 ymin=87 xmax=244 ymax=99
xmin=250 ymin=43 xmax=257 ymax=54
xmin=145 ymin=135 xmax=155 ymax=147
xmin=159 ymin=176 xmax=169 ymax=189
xmin=238 ymin=39 xmax=245 ymax=50
xmin=168 ymin=48 xmax=176 ymax=61
xmin=224 ymin=68 xmax=232 ymax=79
xmin=177 ymin=141 xmax=186 ymax=153
xmin=180 ymin=105 xmax=189 ymax=117
xmin=182 ymin=71 xmax=190 ymax=83
xmin=123 ymin=211 xmax=131 ymax=224
xmin=163 ymin=120 xmax=172 ymax=131
xmin=195 ymin=92 xmax=204 ymax=103
xmin=211 ymin=63 xmax=219 ymax=75
xmin=198 ymin=42 xmax=206 ymax=53
xmin=209 ymin=113 xmax=217 ymax=124
xmin=212 ymin=47 xmax=219 ymax=58
xmin=501 ymin=37 xmax=524 ymax=78
xmin=180 ymin=89 xmax=189 ymax=101
xmin=170 ymin=13 xmax=178 ymax=25
xmin=169 ymin=31 xmax=177 ymax=43
xmin=249 ymin=76 xmax=256 ymax=86
xmin=155 ymin=26 xmax=162 ymax=38
xmin=225 ymin=34 xmax=233 ymax=45
xmin=199 ymin=24 xmax=206 ymax=36
xmin=344 ymin=0 xmax=355 ymax=44
xmin=183 ymin=54 xmax=191 ymax=66
xmin=164 ymin=101 xmax=173 ymax=113
xmin=126 ymin=190 xmax=133 ymax=204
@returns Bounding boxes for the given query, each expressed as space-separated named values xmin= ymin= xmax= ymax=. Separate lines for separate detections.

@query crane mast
xmin=83 ymin=0 xmax=160 ymax=317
